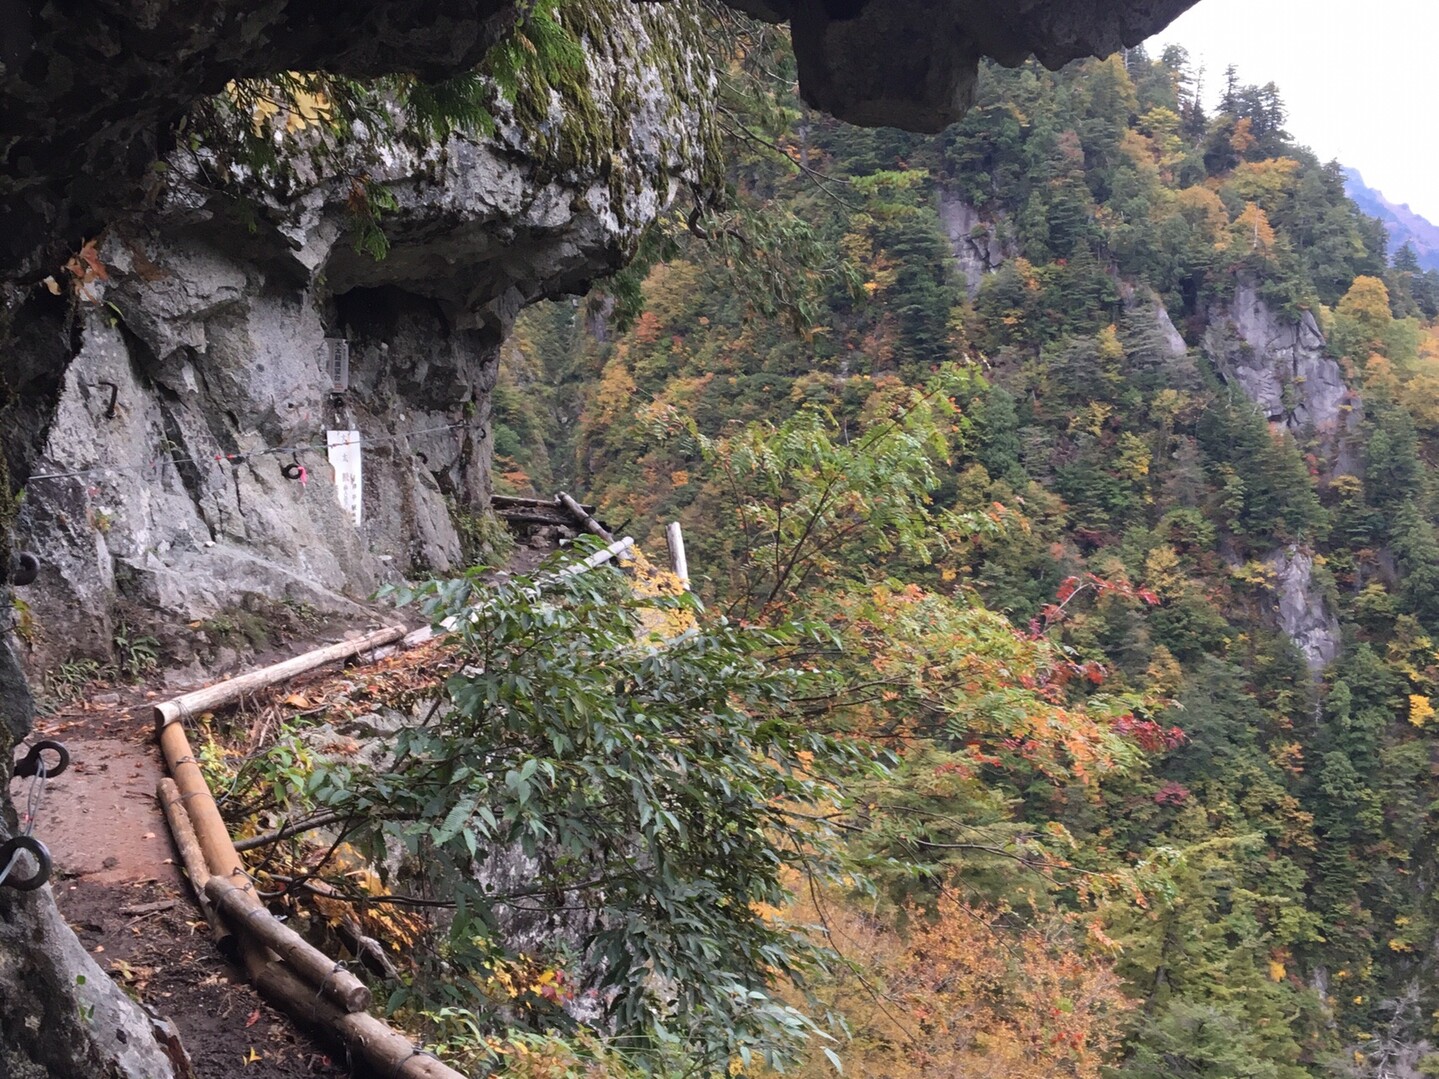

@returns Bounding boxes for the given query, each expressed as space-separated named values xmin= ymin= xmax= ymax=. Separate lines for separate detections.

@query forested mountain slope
xmin=497 ymin=43 xmax=1439 ymax=1078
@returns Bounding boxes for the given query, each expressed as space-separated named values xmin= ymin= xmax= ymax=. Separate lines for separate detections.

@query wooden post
xmin=557 ymin=491 xmax=613 ymax=542
xmin=152 ymin=625 xmax=407 ymax=731
xmin=206 ymin=877 xmax=371 ymax=1013
xmin=665 ymin=522 xmax=690 ymax=590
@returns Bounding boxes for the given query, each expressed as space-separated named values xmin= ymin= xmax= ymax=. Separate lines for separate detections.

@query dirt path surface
xmin=11 ymin=538 xmax=566 ymax=1077
xmin=15 ymin=674 xmax=348 ymax=1078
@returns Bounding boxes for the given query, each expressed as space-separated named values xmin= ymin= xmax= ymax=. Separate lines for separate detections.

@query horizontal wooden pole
xmin=243 ymin=948 xmax=464 ymax=1079
xmin=207 ymin=877 xmax=371 ymax=1013
xmin=547 ymin=536 xmax=635 ymax=583
xmin=152 ymin=624 xmax=407 ymax=731
xmin=492 ymin=494 xmax=593 ymax=512
xmin=154 ymin=628 xmax=461 ymax=1077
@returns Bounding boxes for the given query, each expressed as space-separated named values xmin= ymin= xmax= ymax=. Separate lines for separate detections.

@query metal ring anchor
xmin=14 ymin=740 xmax=68 ymax=779
xmin=280 ymin=454 xmax=308 ymax=484
xmin=0 ymin=836 xmax=51 ymax=891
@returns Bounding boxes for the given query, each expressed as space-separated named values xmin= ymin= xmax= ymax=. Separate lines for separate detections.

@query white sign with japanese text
xmin=327 ymin=430 xmax=362 ymax=527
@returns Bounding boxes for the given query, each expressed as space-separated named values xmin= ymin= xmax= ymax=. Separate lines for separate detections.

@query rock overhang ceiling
xmin=0 ymin=0 xmax=1200 ymax=277
xmin=742 ymin=0 xmax=1201 ymax=131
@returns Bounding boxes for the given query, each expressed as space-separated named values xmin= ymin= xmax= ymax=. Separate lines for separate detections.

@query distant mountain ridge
xmin=1344 ymin=166 xmax=1439 ymax=272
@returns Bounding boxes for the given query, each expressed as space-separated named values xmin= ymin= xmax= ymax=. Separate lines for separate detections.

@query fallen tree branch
xmin=233 ymin=810 xmax=351 ymax=853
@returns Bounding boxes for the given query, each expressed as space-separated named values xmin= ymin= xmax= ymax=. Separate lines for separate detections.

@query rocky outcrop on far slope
xmin=939 ymin=191 xmax=1012 ymax=298
xmin=1264 ymin=545 xmax=1341 ymax=673
xmin=1206 ymin=281 xmax=1353 ymax=438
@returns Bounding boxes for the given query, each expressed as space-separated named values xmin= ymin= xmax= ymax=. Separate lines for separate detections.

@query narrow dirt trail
xmin=12 ymin=534 xmax=568 ymax=1076
xmin=15 ymin=671 xmax=346 ymax=1078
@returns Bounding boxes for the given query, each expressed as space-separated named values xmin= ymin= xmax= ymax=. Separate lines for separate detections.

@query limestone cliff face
xmin=1202 ymin=283 xmax=1349 ymax=673
xmin=1263 ymin=545 xmax=1341 ymax=673
xmin=1136 ymin=291 xmax=1188 ymax=359
xmin=12 ymin=4 xmax=715 ymax=678
xmin=0 ymin=7 xmax=716 ymax=1075
xmin=1206 ymin=281 xmax=1355 ymax=439
xmin=938 ymin=191 xmax=1012 ymax=299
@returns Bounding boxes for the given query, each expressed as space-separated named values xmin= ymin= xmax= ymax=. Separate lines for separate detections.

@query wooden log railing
xmin=153 ymin=628 xmax=466 ymax=1079
xmin=152 ymin=508 xmax=629 ymax=1079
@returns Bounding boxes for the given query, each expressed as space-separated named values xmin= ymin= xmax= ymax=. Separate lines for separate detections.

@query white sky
xmin=1147 ymin=0 xmax=1439 ymax=222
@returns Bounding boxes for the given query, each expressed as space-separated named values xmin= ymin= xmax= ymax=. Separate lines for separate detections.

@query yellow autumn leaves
xmin=224 ymin=76 xmax=333 ymax=138
xmin=1408 ymin=693 xmax=1436 ymax=728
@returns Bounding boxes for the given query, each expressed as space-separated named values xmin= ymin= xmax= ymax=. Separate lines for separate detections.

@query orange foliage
xmin=824 ymin=583 xmax=1159 ymax=786
xmin=631 ymin=309 xmax=664 ymax=346
xmin=1229 ymin=202 xmax=1277 ymax=260
xmin=779 ymin=891 xmax=1133 ymax=1079
xmin=587 ymin=356 xmax=638 ymax=426
xmin=1229 ymin=116 xmax=1256 ymax=156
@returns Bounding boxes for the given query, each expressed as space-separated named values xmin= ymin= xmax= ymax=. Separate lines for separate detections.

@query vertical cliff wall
xmin=10 ymin=6 xmax=717 ymax=678
xmin=1207 ymin=280 xmax=1356 ymax=441
xmin=1204 ymin=282 xmax=1351 ymax=672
